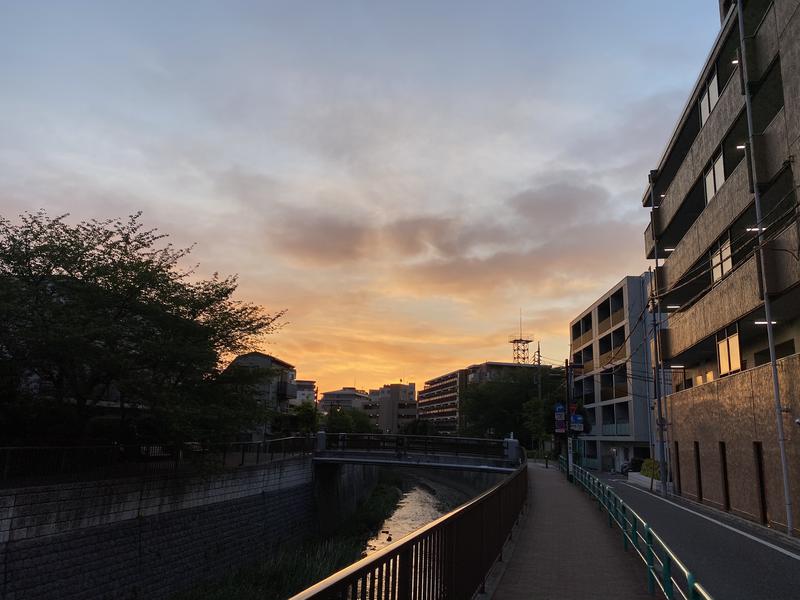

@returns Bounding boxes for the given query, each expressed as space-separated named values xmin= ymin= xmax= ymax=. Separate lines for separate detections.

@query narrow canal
xmin=364 ymin=472 xmax=480 ymax=555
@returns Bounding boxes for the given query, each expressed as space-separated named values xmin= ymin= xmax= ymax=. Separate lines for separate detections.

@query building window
xmin=700 ymin=70 xmax=719 ymax=126
xmin=710 ymin=235 xmax=732 ymax=282
xmin=717 ymin=325 xmax=741 ymax=376
xmin=704 ymin=151 xmax=726 ymax=203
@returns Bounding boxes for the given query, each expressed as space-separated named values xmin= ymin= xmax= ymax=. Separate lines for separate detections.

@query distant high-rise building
xmin=369 ymin=383 xmax=417 ymax=433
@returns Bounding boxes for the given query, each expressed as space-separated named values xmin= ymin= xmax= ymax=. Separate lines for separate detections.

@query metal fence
xmin=0 ymin=437 xmax=312 ymax=487
xmin=323 ymin=433 xmax=509 ymax=460
xmin=290 ymin=460 xmax=528 ymax=600
xmin=559 ymin=459 xmax=713 ymax=600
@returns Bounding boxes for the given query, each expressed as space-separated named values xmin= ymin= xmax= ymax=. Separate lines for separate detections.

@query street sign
xmin=555 ymin=404 xmax=566 ymax=433
xmin=570 ymin=413 xmax=584 ymax=432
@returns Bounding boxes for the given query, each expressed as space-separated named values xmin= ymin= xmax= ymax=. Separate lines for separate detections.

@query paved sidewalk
xmin=493 ymin=463 xmax=652 ymax=600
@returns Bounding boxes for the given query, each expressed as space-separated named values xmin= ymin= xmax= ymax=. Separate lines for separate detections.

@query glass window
xmin=718 ymin=339 xmax=730 ymax=375
xmin=729 ymin=333 xmax=741 ymax=372
xmin=705 ymin=168 xmax=716 ymax=203
xmin=708 ymin=73 xmax=719 ymax=108
xmin=717 ymin=327 xmax=742 ymax=376
xmin=721 ymin=239 xmax=732 ymax=274
xmin=700 ymin=89 xmax=710 ymax=124
xmin=714 ymin=153 xmax=725 ymax=193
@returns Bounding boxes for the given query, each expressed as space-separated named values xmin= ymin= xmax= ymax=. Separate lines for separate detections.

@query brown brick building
xmin=642 ymin=0 xmax=800 ymax=534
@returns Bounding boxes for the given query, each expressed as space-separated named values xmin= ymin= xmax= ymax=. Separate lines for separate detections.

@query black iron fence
xmin=289 ymin=460 xmax=528 ymax=600
xmin=323 ymin=433 xmax=509 ymax=460
xmin=0 ymin=436 xmax=312 ymax=487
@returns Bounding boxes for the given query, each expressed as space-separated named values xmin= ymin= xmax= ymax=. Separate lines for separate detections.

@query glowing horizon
xmin=0 ymin=1 xmax=721 ymax=395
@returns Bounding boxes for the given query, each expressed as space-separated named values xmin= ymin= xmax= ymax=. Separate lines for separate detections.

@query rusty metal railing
xmin=290 ymin=461 xmax=528 ymax=600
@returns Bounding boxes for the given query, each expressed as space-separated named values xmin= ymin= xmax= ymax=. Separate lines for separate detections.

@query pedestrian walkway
xmin=493 ymin=463 xmax=653 ymax=600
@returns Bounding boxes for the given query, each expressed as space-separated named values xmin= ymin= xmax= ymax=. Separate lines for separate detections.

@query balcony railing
xmin=601 ymin=424 xmax=616 ymax=436
xmin=597 ymin=316 xmax=611 ymax=335
xmin=610 ymin=309 xmax=626 ymax=326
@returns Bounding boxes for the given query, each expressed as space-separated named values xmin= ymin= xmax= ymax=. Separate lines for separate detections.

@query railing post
xmin=646 ymin=525 xmax=655 ymax=595
xmin=622 ymin=504 xmax=629 ymax=551
xmin=687 ymin=572 xmax=698 ymax=600
xmin=632 ymin=518 xmax=639 ymax=552
xmin=240 ymin=443 xmax=246 ymax=466
xmin=663 ymin=549 xmax=674 ymax=599
xmin=398 ymin=547 xmax=411 ymax=600
xmin=315 ymin=430 xmax=326 ymax=453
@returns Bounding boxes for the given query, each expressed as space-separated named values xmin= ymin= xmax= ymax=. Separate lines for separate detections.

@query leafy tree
xmin=461 ymin=367 xmax=565 ymax=449
xmin=324 ymin=407 xmax=354 ymax=433
xmin=0 ymin=211 xmax=285 ymax=443
xmin=401 ymin=419 xmax=437 ymax=436
xmin=292 ymin=401 xmax=320 ymax=434
xmin=323 ymin=407 xmax=376 ymax=434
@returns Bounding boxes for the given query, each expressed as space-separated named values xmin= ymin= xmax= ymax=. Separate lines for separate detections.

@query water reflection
xmin=365 ymin=484 xmax=443 ymax=555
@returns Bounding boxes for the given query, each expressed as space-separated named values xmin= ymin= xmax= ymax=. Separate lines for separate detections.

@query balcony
xmin=665 ymin=255 xmax=761 ymax=359
xmin=614 ymin=384 xmax=629 ymax=399
xmin=583 ymin=358 xmax=595 ymax=373
xmin=610 ymin=309 xmax=626 ymax=327
xmin=754 ymin=108 xmax=789 ymax=185
xmin=747 ymin=3 xmax=779 ymax=83
xmin=658 ymin=69 xmax=744 ymax=235
xmin=616 ymin=422 xmax=631 ymax=436
xmin=660 ymin=161 xmax=750 ymax=293
xmin=597 ymin=316 xmax=611 ymax=335
xmin=601 ymin=424 xmax=616 ymax=436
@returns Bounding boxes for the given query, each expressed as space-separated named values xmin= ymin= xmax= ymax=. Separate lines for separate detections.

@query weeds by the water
xmin=173 ymin=474 xmax=403 ymax=600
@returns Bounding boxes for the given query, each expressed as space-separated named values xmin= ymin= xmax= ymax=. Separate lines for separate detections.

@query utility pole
xmin=649 ymin=172 xmax=668 ymax=498
xmin=536 ymin=342 xmax=543 ymax=458
xmin=736 ymin=0 xmax=793 ymax=535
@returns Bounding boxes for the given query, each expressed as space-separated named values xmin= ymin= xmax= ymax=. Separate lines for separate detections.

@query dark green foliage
xmin=291 ymin=401 xmax=320 ymax=434
xmin=324 ymin=407 xmax=377 ymax=433
xmin=401 ymin=418 xmax=437 ymax=435
xmin=461 ymin=367 xmax=565 ymax=450
xmin=0 ymin=211 xmax=285 ymax=443
xmin=173 ymin=474 xmax=404 ymax=600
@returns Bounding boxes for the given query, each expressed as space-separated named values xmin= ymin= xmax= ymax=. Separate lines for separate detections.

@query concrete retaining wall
xmin=0 ymin=458 xmax=377 ymax=600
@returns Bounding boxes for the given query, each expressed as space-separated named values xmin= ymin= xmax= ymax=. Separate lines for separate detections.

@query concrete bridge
xmin=313 ymin=432 xmax=525 ymax=473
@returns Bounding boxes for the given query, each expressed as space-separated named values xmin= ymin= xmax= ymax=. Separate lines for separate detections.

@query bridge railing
xmin=290 ymin=460 xmax=528 ymax=600
xmin=564 ymin=460 xmax=714 ymax=600
xmin=322 ymin=433 xmax=508 ymax=459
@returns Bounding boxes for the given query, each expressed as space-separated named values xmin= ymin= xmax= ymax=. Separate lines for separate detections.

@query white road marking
xmin=607 ymin=481 xmax=800 ymax=562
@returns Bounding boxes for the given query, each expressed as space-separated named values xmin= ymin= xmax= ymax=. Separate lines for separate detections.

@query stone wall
xmin=0 ymin=457 xmax=377 ymax=600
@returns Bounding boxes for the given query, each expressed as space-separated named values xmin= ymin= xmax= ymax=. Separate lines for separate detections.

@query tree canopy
xmin=460 ymin=366 xmax=565 ymax=449
xmin=0 ymin=211 xmax=285 ymax=443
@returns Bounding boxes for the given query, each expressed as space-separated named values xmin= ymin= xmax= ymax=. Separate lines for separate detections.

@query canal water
xmin=364 ymin=475 xmax=475 ymax=555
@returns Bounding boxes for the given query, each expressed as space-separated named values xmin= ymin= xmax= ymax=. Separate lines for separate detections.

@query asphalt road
xmin=599 ymin=474 xmax=800 ymax=600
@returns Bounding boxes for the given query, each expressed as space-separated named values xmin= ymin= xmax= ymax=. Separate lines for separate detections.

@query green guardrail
xmin=560 ymin=458 xmax=714 ymax=600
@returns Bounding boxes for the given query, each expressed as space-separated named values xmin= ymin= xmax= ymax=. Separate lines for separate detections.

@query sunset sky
xmin=0 ymin=1 xmax=721 ymax=394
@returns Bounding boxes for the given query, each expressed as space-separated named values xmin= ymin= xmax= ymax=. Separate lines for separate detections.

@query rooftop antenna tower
xmin=509 ymin=309 xmax=533 ymax=364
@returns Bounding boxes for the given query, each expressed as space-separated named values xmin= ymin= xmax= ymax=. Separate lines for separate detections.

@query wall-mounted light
xmin=664 ymin=248 xmax=675 ymax=252
xmin=731 ymin=59 xmax=739 ymax=65
xmin=670 ymin=365 xmax=685 ymax=369
xmin=755 ymin=321 xmax=777 ymax=325
xmin=736 ymin=144 xmax=746 ymax=150
xmin=746 ymin=226 xmax=766 ymax=232
xmin=666 ymin=305 xmax=681 ymax=310
xmin=660 ymin=194 xmax=666 ymax=198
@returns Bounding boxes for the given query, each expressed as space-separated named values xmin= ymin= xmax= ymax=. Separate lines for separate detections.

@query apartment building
xmin=418 ymin=369 xmax=466 ymax=434
xmin=369 ymin=383 xmax=417 ymax=433
xmin=642 ymin=0 xmax=800 ymax=533
xmin=418 ymin=362 xmax=542 ymax=434
xmin=318 ymin=387 xmax=379 ymax=428
xmin=569 ymin=275 xmax=660 ymax=472
xmin=293 ymin=379 xmax=317 ymax=407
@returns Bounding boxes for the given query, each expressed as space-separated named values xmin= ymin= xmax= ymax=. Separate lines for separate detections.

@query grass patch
xmin=173 ymin=473 xmax=404 ymax=600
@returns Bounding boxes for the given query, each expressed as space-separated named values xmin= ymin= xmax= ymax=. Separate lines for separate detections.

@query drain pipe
xmin=736 ymin=0 xmax=793 ymax=536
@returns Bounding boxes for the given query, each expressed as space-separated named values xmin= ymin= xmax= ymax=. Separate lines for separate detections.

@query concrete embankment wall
xmin=0 ymin=458 xmax=377 ymax=600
